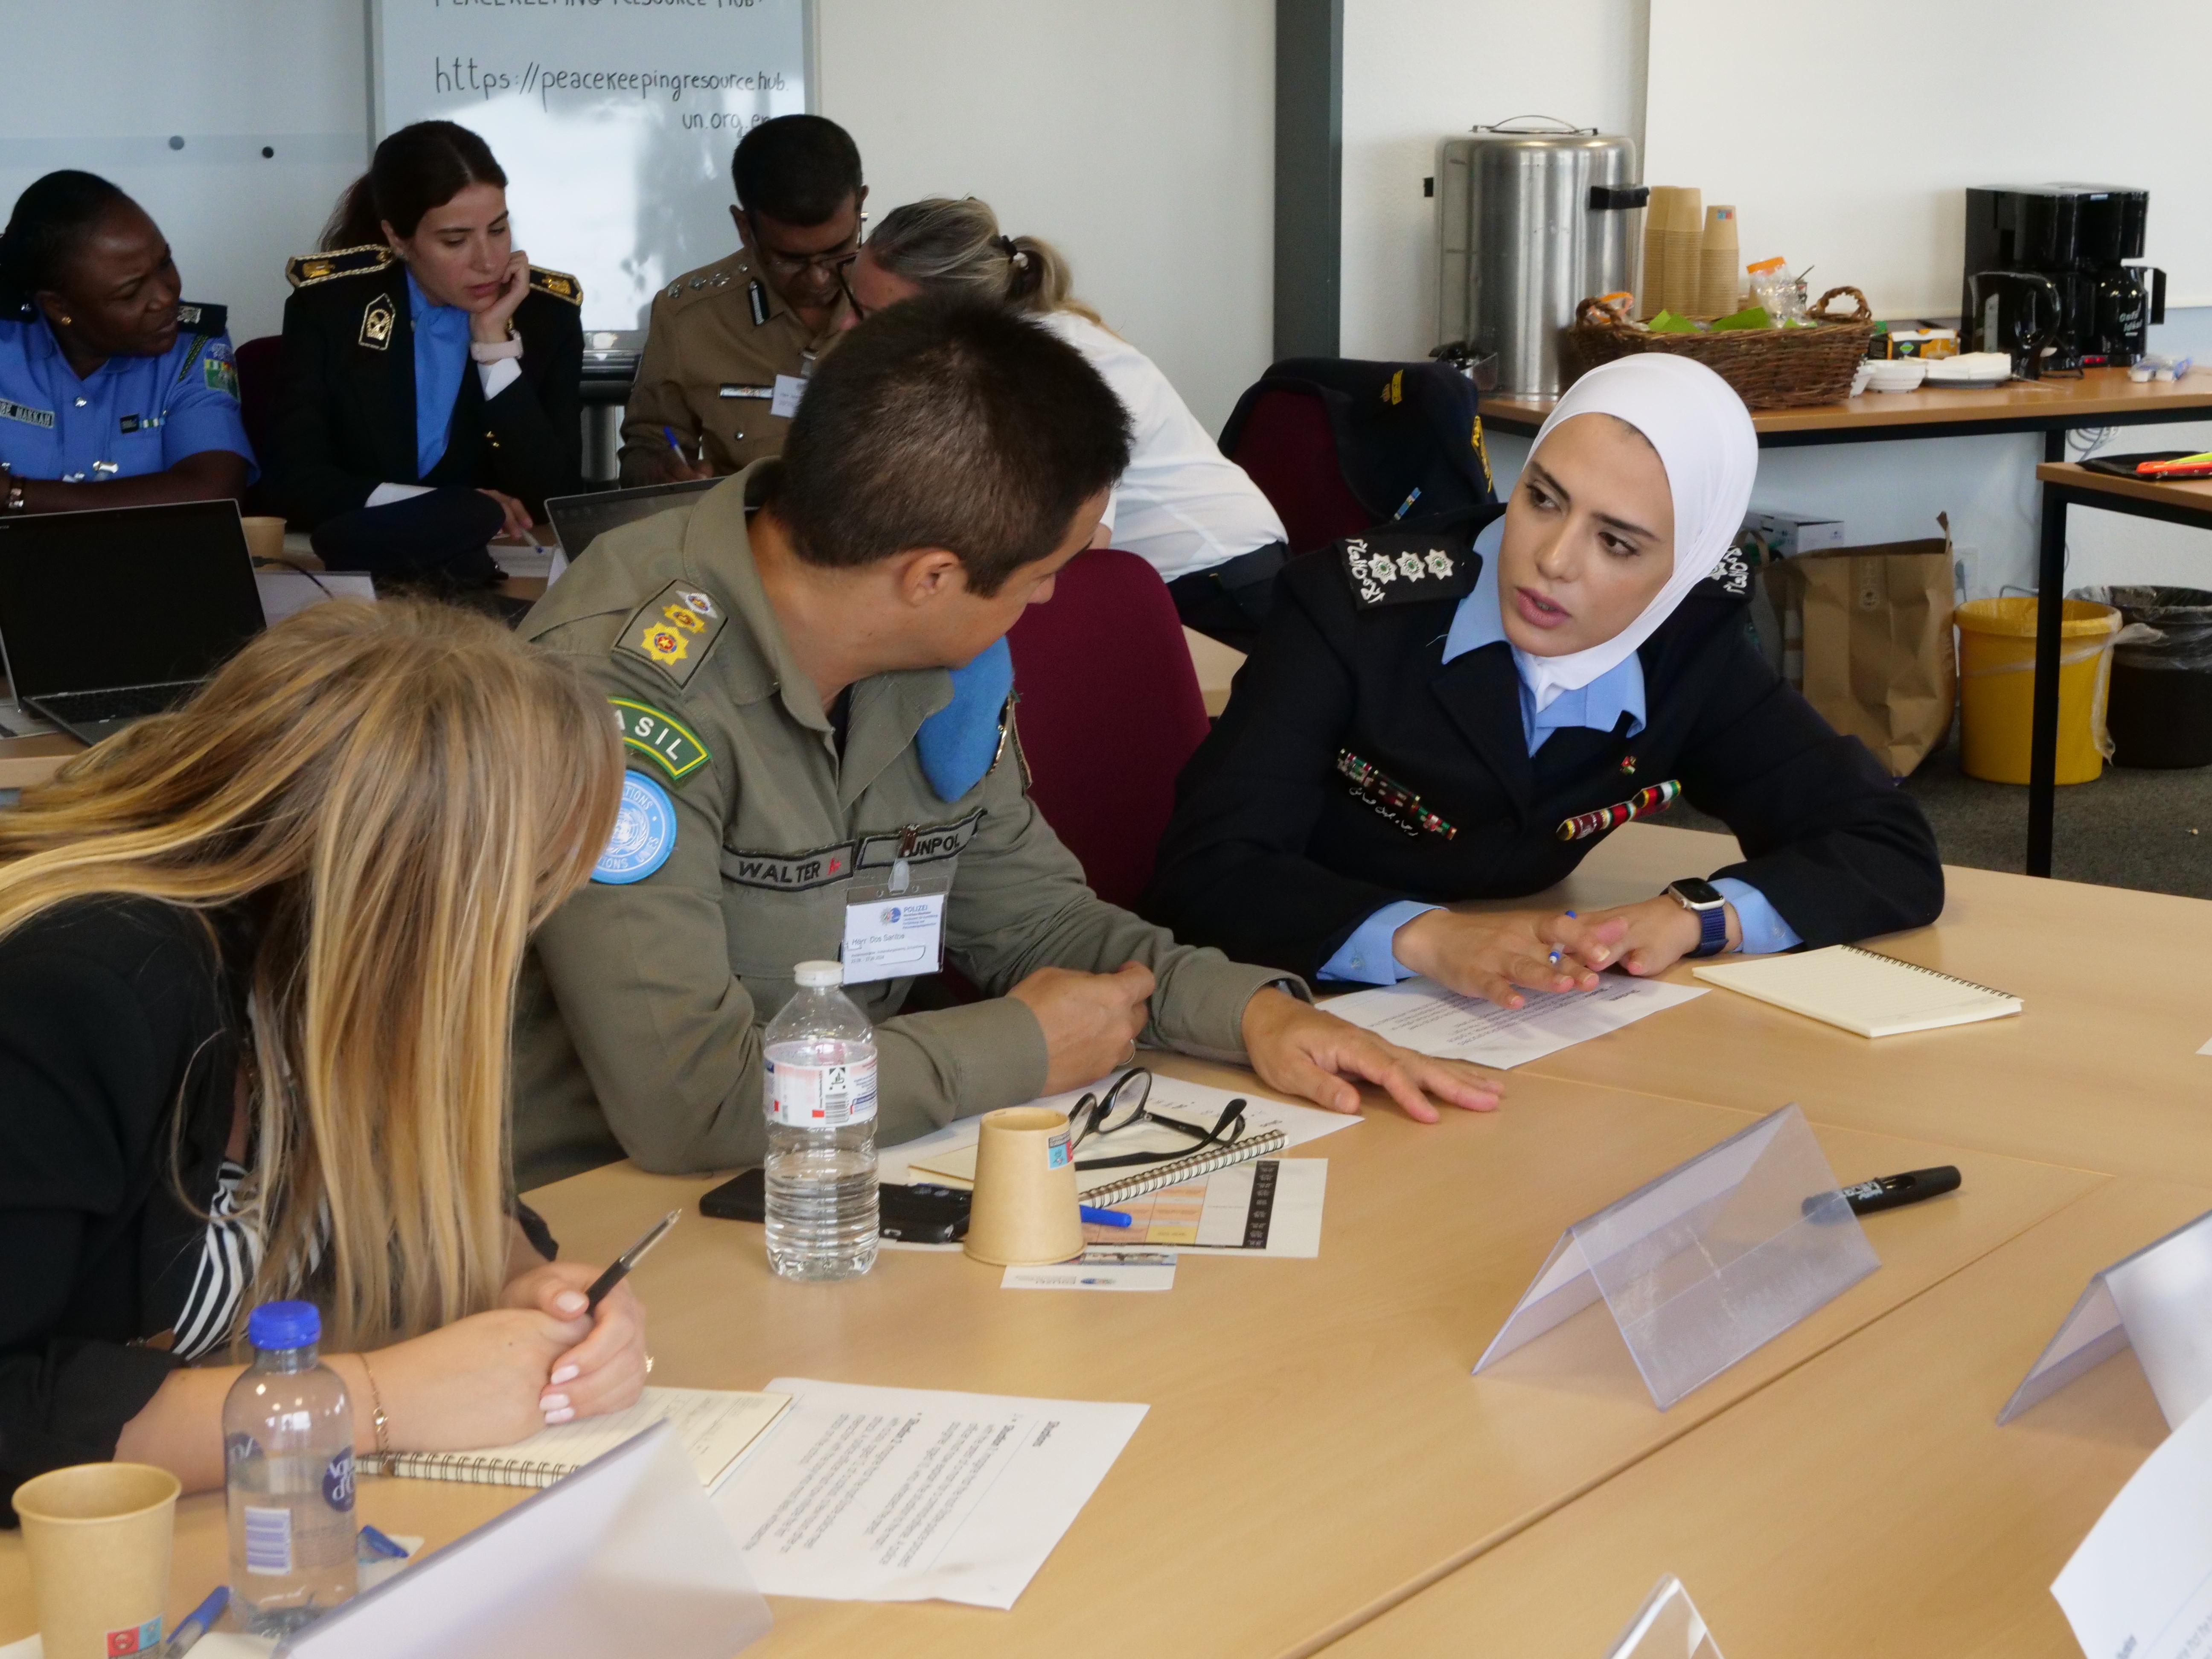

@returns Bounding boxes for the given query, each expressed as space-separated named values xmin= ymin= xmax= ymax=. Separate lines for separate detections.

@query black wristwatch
xmin=1666 ymin=878 xmax=1730 ymax=958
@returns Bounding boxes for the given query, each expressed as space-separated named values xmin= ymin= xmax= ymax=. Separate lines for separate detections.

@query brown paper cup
xmin=963 ymin=1107 xmax=1084 ymax=1266
xmin=239 ymin=515 xmax=288 ymax=565
xmin=15 ymin=1462 xmax=180 ymax=1659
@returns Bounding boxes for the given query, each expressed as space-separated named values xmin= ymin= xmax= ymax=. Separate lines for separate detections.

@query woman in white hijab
xmin=1145 ymin=354 xmax=1943 ymax=1010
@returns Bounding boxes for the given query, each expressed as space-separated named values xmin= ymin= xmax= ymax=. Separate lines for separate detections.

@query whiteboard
xmin=374 ymin=0 xmax=811 ymax=335
xmin=1645 ymin=0 xmax=2212 ymax=318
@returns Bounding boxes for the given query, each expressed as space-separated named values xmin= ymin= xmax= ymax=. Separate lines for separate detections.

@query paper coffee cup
xmin=15 ymin=1462 xmax=180 ymax=1659
xmin=239 ymin=515 xmax=288 ymax=565
xmin=963 ymin=1107 xmax=1084 ymax=1267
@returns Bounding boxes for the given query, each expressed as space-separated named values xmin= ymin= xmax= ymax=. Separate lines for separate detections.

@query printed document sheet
xmin=2053 ymin=1395 xmax=2212 ymax=1659
xmin=713 ymin=1379 xmax=1147 ymax=1608
xmin=1322 ymin=974 xmax=1704 ymax=1068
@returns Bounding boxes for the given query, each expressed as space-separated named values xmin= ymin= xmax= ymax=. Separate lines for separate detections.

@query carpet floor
xmin=1670 ymin=732 xmax=2212 ymax=900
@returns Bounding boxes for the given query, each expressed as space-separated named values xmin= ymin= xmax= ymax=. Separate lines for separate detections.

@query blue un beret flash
xmin=593 ymin=771 xmax=678 ymax=884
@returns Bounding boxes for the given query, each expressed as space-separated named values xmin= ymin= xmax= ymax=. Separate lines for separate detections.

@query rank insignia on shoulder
xmin=173 ymin=301 xmax=228 ymax=335
xmin=593 ymin=771 xmax=678 ymax=885
xmin=1339 ymin=530 xmax=1476 ymax=610
xmin=358 ymin=293 xmax=396 ymax=351
xmin=609 ymin=697 xmax=710 ymax=781
xmin=285 ymin=244 xmax=393 ymax=289
xmin=527 ymin=266 xmax=582 ymax=305
xmin=1337 ymin=749 xmax=1457 ymax=840
xmin=615 ymin=579 xmax=727 ymax=687
xmin=1703 ymin=543 xmax=1755 ymax=599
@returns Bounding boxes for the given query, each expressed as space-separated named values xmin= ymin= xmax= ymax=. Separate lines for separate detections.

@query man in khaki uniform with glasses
xmin=514 ymin=298 xmax=1501 ymax=1188
xmin=617 ymin=115 xmax=863 ymax=485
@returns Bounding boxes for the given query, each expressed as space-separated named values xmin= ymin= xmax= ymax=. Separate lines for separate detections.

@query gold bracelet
xmin=358 ymin=1353 xmax=392 ymax=1459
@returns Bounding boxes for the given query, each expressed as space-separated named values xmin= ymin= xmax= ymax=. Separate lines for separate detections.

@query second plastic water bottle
xmin=763 ymin=959 xmax=879 ymax=1280
xmin=223 ymin=1301 xmax=356 ymax=1635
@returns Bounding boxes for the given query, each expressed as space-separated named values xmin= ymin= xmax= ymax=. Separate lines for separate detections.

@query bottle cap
xmin=793 ymin=960 xmax=844 ymax=988
xmin=247 ymin=1299 xmax=321 ymax=1350
xmin=1746 ymin=256 xmax=1787 ymax=274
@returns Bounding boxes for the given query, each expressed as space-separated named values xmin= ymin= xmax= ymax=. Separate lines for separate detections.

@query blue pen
xmin=1080 ymin=1205 xmax=1132 ymax=1228
xmin=358 ymin=1522 xmax=410 ymax=1560
xmin=163 ymin=1585 xmax=229 ymax=1656
xmin=1549 ymin=910 xmax=1577 ymax=968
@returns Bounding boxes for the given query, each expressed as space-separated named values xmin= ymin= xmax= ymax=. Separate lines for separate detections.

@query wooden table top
xmin=1481 ymin=367 xmax=2212 ymax=441
xmin=2037 ymin=459 xmax=2212 ymax=517
xmin=1507 ymin=824 xmax=2212 ymax=1186
xmin=1322 ymin=1173 xmax=2210 ymax=1659
xmin=0 ymin=1061 xmax=2100 ymax=1656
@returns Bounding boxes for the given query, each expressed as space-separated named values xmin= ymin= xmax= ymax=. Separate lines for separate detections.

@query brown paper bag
xmin=1762 ymin=536 xmax=1956 ymax=776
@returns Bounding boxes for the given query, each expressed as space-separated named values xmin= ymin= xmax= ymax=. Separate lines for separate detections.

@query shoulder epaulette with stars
xmin=528 ymin=265 xmax=582 ymax=306
xmin=1339 ymin=528 xmax=1479 ymax=610
xmin=285 ymin=245 xmax=395 ymax=289
xmin=614 ymin=580 xmax=729 ymax=690
xmin=174 ymin=300 xmax=228 ymax=336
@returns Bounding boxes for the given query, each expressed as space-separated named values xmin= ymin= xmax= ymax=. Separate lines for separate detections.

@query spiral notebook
xmin=1079 ymin=1129 xmax=1289 ymax=1207
xmin=366 ymin=1387 xmax=791 ymax=1491
xmin=1692 ymin=945 xmax=2020 ymax=1038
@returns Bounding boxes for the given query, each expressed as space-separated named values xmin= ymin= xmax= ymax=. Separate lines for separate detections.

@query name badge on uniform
xmin=839 ymin=859 xmax=950 ymax=984
xmin=771 ymin=374 xmax=806 ymax=419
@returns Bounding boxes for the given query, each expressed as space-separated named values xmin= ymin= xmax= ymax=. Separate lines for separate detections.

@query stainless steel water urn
xmin=1435 ymin=119 xmax=1645 ymax=397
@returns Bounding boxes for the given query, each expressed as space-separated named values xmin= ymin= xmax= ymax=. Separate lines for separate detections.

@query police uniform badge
xmin=616 ymin=579 xmax=727 ymax=688
xmin=359 ymin=293 xmax=397 ymax=351
xmin=1339 ymin=529 xmax=1477 ymax=611
xmin=201 ymin=347 xmax=239 ymax=400
xmin=592 ymin=771 xmax=678 ymax=885
xmin=1704 ymin=541 xmax=1755 ymax=599
xmin=527 ymin=266 xmax=583 ymax=306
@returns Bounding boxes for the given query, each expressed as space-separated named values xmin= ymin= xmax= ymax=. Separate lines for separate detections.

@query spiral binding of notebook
xmin=361 ymin=1452 xmax=574 ymax=1488
xmin=1840 ymin=945 xmax=2014 ymax=1002
xmin=1082 ymin=1127 xmax=1288 ymax=1208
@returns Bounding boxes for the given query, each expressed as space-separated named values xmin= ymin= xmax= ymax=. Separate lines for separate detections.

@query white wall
xmin=1341 ymin=0 xmax=1649 ymax=362
xmin=0 ymin=0 xmax=1276 ymax=433
xmin=816 ymin=0 xmax=1276 ymax=433
xmin=0 ymin=0 xmax=368 ymax=344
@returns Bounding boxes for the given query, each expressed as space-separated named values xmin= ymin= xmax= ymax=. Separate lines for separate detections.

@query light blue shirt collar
xmin=1442 ymin=517 xmax=1647 ymax=754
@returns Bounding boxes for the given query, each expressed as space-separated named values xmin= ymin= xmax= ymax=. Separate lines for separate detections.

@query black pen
xmin=1839 ymin=1166 xmax=1962 ymax=1216
xmin=583 ymin=1209 xmax=680 ymax=1312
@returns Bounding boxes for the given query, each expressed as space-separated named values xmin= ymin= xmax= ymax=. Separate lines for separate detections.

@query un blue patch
xmin=593 ymin=771 xmax=677 ymax=885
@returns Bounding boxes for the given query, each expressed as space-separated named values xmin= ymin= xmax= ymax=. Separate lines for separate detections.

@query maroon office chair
xmin=1004 ymin=548 xmax=1211 ymax=912
xmin=233 ymin=335 xmax=284 ymax=517
xmin=1220 ymin=386 xmax=1374 ymax=556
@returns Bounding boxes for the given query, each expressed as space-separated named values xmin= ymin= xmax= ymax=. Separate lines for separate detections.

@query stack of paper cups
xmin=1640 ymin=188 xmax=1672 ymax=317
xmin=1699 ymin=205 xmax=1740 ymax=318
xmin=1662 ymin=187 xmax=1703 ymax=317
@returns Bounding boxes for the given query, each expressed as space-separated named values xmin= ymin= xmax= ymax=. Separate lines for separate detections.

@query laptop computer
xmin=544 ymin=477 xmax=719 ymax=577
xmin=0 ymin=499 xmax=267 ymax=746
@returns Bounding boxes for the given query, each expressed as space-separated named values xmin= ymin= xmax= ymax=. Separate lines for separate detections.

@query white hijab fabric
xmin=1511 ymin=354 xmax=1758 ymax=712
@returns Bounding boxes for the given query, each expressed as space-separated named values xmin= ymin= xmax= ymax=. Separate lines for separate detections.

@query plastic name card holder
xmin=1604 ymin=1575 xmax=1726 ymax=1659
xmin=1998 ymin=1207 xmax=2212 ymax=1430
xmin=1474 ymin=1104 xmax=1879 ymax=1410
xmin=277 ymin=1421 xmax=771 ymax=1659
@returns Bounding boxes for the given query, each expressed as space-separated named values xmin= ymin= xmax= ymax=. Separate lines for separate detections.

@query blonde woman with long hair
xmin=844 ymin=196 xmax=1290 ymax=649
xmin=0 ymin=600 xmax=643 ymax=1514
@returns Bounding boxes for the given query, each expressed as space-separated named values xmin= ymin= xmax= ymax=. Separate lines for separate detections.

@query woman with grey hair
xmin=844 ymin=197 xmax=1288 ymax=649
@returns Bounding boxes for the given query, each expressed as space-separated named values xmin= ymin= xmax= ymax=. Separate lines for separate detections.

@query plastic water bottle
xmin=763 ymin=960 xmax=879 ymax=1280
xmin=224 ymin=1301 xmax=356 ymax=1634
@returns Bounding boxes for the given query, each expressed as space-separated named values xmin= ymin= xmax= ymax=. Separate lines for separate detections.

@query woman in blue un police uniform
xmin=263 ymin=121 xmax=582 ymax=581
xmin=1143 ymin=355 xmax=1943 ymax=1007
xmin=0 ymin=172 xmax=253 ymax=517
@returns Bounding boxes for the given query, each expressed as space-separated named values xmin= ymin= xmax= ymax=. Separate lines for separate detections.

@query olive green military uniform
xmin=512 ymin=462 xmax=1299 ymax=1188
xmin=616 ymin=249 xmax=844 ymax=484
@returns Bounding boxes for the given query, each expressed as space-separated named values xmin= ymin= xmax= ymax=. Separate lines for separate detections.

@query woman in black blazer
xmin=1144 ymin=355 xmax=1942 ymax=1007
xmin=264 ymin=121 xmax=581 ymax=580
xmin=0 ymin=599 xmax=640 ymax=1519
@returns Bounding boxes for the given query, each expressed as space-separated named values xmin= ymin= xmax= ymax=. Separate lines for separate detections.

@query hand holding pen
xmin=506 ymin=1211 xmax=675 ymax=1424
xmin=659 ymin=425 xmax=711 ymax=483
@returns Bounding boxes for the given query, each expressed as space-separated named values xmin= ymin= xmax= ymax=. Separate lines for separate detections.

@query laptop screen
xmin=0 ymin=500 xmax=266 ymax=701
xmin=545 ymin=477 xmax=718 ymax=564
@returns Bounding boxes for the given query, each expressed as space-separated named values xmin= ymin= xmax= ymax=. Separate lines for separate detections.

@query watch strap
xmin=1691 ymin=901 xmax=1727 ymax=957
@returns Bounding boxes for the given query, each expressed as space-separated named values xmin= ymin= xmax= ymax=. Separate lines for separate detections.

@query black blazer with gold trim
xmin=263 ymin=245 xmax=583 ymax=529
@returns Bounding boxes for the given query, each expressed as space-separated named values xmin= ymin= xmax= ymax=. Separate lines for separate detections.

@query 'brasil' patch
xmin=609 ymin=697 xmax=709 ymax=780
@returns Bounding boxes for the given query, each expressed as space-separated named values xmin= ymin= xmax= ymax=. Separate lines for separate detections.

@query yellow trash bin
xmin=1955 ymin=597 xmax=2120 ymax=784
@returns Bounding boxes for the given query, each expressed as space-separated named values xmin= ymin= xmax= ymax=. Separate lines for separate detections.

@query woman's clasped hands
xmin=1389 ymin=895 xmax=1738 ymax=1009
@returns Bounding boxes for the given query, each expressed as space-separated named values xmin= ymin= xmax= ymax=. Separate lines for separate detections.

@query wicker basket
xmin=1564 ymin=287 xmax=1876 ymax=408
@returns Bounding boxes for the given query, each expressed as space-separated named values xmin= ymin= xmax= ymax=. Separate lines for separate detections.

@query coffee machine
xmin=1962 ymin=185 xmax=2165 ymax=369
